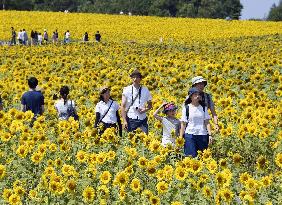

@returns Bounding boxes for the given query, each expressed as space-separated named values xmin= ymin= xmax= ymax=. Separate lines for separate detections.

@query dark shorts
xmin=184 ymin=134 xmax=209 ymax=158
xmin=99 ymin=122 xmax=117 ymax=135
xmin=126 ymin=117 xmax=148 ymax=134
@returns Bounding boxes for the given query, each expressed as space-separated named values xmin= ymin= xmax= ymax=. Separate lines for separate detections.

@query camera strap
xmin=126 ymin=85 xmax=142 ymax=115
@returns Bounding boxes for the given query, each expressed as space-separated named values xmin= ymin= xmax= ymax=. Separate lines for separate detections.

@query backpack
xmin=202 ymin=92 xmax=211 ymax=109
xmin=67 ymin=101 xmax=79 ymax=121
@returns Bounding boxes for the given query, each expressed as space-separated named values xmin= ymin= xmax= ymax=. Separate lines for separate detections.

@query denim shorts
xmin=184 ymin=134 xmax=209 ymax=158
xmin=126 ymin=117 xmax=148 ymax=134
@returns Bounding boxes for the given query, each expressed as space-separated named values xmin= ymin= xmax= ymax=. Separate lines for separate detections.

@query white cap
xmin=191 ymin=76 xmax=207 ymax=86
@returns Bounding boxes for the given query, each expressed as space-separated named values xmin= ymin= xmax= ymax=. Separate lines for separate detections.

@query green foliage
xmin=1 ymin=0 xmax=243 ymax=19
xmin=268 ymin=0 xmax=282 ymax=21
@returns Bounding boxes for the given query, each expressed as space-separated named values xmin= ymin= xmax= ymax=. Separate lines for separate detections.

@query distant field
xmin=1 ymin=10 xmax=282 ymax=43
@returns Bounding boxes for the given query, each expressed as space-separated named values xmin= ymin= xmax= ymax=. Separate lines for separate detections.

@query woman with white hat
xmin=191 ymin=76 xmax=219 ymax=132
xmin=180 ymin=87 xmax=212 ymax=157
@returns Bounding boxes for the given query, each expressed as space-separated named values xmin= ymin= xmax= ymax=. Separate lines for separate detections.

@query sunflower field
xmin=0 ymin=10 xmax=281 ymax=205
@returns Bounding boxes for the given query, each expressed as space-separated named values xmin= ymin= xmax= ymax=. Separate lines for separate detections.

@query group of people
xmin=10 ymin=27 xmax=102 ymax=45
xmin=0 ymin=70 xmax=219 ymax=158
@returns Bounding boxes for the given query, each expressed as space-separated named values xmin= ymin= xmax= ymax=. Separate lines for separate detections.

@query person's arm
xmin=40 ymin=94 xmax=45 ymax=114
xmin=21 ymin=95 xmax=26 ymax=112
xmin=120 ymin=95 xmax=128 ymax=130
xmin=41 ymin=105 xmax=45 ymax=114
xmin=139 ymin=100 xmax=152 ymax=114
xmin=116 ymin=111 xmax=122 ymax=137
xmin=208 ymin=95 xmax=219 ymax=132
xmin=179 ymin=105 xmax=188 ymax=137
xmin=205 ymin=119 xmax=213 ymax=145
xmin=179 ymin=122 xmax=187 ymax=138
xmin=94 ymin=112 xmax=101 ymax=128
xmin=153 ymin=103 xmax=165 ymax=121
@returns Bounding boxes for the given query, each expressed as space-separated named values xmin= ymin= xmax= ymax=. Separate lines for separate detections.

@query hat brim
xmin=192 ymin=79 xmax=207 ymax=86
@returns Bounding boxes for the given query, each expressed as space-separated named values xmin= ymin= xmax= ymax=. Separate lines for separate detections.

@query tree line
xmin=1 ymin=0 xmax=243 ymax=19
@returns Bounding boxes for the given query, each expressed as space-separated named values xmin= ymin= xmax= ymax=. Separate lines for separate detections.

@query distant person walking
xmin=43 ymin=29 xmax=48 ymax=44
xmin=95 ymin=31 xmax=101 ymax=42
xmin=11 ymin=27 xmax=16 ymax=45
xmin=83 ymin=32 xmax=89 ymax=42
xmin=65 ymin=30 xmax=70 ymax=43
xmin=23 ymin=29 xmax=28 ymax=45
xmin=30 ymin=30 xmax=36 ymax=45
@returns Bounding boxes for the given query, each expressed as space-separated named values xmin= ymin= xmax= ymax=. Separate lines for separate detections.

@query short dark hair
xmin=28 ymin=77 xmax=38 ymax=89
xmin=60 ymin=86 xmax=70 ymax=97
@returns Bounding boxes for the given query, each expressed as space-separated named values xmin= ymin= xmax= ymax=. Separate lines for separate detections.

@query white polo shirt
xmin=95 ymin=100 xmax=119 ymax=124
xmin=181 ymin=104 xmax=210 ymax=135
xmin=122 ymin=85 xmax=152 ymax=120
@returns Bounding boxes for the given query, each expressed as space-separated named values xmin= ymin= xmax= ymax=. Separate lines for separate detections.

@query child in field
xmin=153 ymin=102 xmax=180 ymax=147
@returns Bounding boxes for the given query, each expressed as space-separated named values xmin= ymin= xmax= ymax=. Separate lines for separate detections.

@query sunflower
xmin=114 ymin=171 xmax=129 ymax=186
xmin=130 ymin=178 xmax=142 ymax=192
xmin=220 ymin=188 xmax=234 ymax=203
xmin=119 ymin=186 xmax=126 ymax=201
xmin=275 ymin=153 xmax=282 ymax=168
xmin=171 ymin=202 xmax=183 ymax=205
xmin=82 ymin=186 xmax=95 ymax=203
xmin=28 ymin=190 xmax=37 ymax=200
xmin=175 ymin=137 xmax=185 ymax=147
xmin=100 ymin=171 xmax=112 ymax=185
xmin=66 ymin=179 xmax=76 ymax=192
xmin=16 ymin=145 xmax=29 ymax=158
xmin=150 ymin=195 xmax=160 ymax=205
xmin=31 ymin=152 xmax=44 ymax=164
xmin=156 ymin=181 xmax=169 ymax=194
xmin=206 ymin=159 xmax=218 ymax=174
xmin=97 ymin=185 xmax=109 ymax=199
xmin=239 ymin=172 xmax=251 ymax=184
xmin=76 ymin=150 xmax=88 ymax=163
xmin=8 ymin=193 xmax=21 ymax=205
xmin=2 ymin=188 xmax=13 ymax=202
xmin=232 ymin=153 xmax=242 ymax=165
xmin=175 ymin=167 xmax=187 ymax=181
xmin=14 ymin=186 xmax=25 ymax=196
xmin=260 ymin=175 xmax=272 ymax=187
xmin=149 ymin=139 xmax=161 ymax=152
xmin=0 ymin=164 xmax=6 ymax=179
xmin=138 ymin=156 xmax=148 ymax=168
xmin=256 ymin=155 xmax=268 ymax=170
xmin=142 ymin=189 xmax=153 ymax=199
xmin=202 ymin=186 xmax=212 ymax=199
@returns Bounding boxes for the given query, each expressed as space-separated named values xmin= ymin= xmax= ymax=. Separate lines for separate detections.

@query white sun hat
xmin=191 ymin=76 xmax=207 ymax=86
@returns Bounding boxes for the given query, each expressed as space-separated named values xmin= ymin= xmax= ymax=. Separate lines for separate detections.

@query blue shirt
xmin=21 ymin=91 xmax=44 ymax=115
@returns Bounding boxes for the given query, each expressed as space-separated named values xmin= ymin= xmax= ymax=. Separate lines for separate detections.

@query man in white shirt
xmin=121 ymin=69 xmax=152 ymax=134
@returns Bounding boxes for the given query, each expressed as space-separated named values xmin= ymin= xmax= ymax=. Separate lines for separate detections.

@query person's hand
xmin=208 ymin=134 xmax=213 ymax=145
xmin=137 ymin=108 xmax=147 ymax=114
xmin=123 ymin=121 xmax=128 ymax=131
xmin=215 ymin=124 xmax=220 ymax=133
